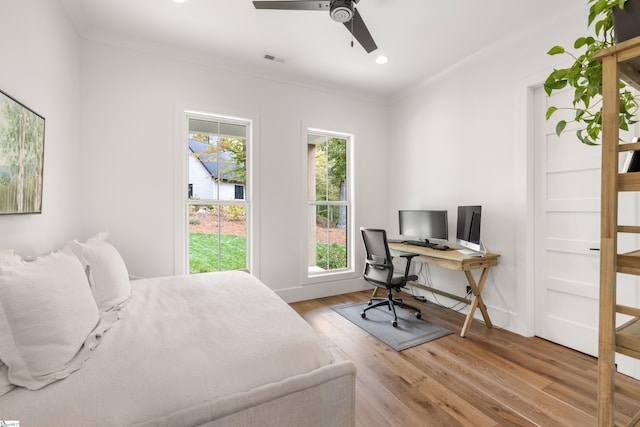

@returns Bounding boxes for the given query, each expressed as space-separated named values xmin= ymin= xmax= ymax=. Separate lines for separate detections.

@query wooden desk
xmin=388 ymin=242 xmax=500 ymax=337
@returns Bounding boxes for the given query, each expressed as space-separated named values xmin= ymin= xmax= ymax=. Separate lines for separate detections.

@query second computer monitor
xmin=398 ymin=210 xmax=448 ymax=242
xmin=456 ymin=205 xmax=482 ymax=252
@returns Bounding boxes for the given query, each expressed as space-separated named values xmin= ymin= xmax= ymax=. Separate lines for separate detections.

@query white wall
xmin=0 ymin=1 xmax=81 ymax=256
xmin=387 ymin=4 xmax=588 ymax=335
xmin=78 ymin=40 xmax=388 ymax=297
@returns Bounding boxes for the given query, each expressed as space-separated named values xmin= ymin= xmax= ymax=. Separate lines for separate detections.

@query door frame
xmin=516 ymin=72 xmax=548 ymax=337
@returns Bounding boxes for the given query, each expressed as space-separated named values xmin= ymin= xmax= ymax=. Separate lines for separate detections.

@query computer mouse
xmin=442 ymin=245 xmax=450 ymax=250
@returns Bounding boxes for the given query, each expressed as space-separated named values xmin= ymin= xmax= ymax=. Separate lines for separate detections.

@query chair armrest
xmin=396 ymin=252 xmax=419 ymax=279
xmin=398 ymin=252 xmax=419 ymax=260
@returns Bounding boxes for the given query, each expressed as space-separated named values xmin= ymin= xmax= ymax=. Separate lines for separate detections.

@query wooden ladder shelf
xmin=596 ymin=35 xmax=640 ymax=427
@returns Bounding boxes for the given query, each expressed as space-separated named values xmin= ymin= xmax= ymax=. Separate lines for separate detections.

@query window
xmin=234 ymin=184 xmax=244 ymax=200
xmin=187 ymin=115 xmax=249 ymax=273
xmin=307 ymin=130 xmax=352 ymax=277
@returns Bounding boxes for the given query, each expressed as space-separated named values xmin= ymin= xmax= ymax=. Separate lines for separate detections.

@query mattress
xmin=0 ymin=271 xmax=350 ymax=426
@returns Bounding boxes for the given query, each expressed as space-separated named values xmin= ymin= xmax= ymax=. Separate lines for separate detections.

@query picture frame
xmin=0 ymin=89 xmax=45 ymax=215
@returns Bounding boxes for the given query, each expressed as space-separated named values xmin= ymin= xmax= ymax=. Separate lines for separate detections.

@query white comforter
xmin=0 ymin=271 xmax=334 ymax=426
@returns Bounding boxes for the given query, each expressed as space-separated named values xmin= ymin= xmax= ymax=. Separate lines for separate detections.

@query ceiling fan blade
xmin=253 ymin=1 xmax=330 ymax=10
xmin=343 ymin=8 xmax=377 ymax=53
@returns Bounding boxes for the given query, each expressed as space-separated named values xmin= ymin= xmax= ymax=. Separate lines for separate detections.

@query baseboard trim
xmin=276 ymin=277 xmax=371 ymax=303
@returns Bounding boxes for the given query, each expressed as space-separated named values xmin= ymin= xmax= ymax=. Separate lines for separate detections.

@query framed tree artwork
xmin=0 ymin=90 xmax=45 ymax=215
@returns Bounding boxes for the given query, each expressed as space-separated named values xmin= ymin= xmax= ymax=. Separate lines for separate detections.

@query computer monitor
xmin=456 ymin=205 xmax=482 ymax=253
xmin=398 ymin=210 xmax=448 ymax=245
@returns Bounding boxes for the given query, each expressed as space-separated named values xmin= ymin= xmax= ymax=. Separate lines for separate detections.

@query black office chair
xmin=360 ymin=227 xmax=422 ymax=327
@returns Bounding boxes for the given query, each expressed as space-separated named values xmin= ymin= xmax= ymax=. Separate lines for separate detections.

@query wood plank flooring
xmin=290 ymin=290 xmax=640 ymax=427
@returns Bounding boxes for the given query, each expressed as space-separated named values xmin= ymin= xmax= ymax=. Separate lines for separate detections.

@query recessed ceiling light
xmin=173 ymin=0 xmax=187 ymax=3
xmin=376 ymin=55 xmax=388 ymax=65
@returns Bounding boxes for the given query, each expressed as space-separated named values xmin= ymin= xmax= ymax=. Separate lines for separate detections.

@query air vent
xmin=263 ymin=52 xmax=285 ymax=64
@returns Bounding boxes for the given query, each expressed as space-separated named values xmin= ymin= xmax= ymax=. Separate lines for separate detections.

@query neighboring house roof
xmin=189 ymin=139 xmax=243 ymax=183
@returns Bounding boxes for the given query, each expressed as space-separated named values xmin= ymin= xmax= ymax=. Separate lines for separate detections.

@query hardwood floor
xmin=290 ymin=290 xmax=640 ymax=427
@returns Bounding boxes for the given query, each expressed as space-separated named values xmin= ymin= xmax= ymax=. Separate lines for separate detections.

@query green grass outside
xmin=189 ymin=233 xmax=347 ymax=273
xmin=189 ymin=233 xmax=247 ymax=273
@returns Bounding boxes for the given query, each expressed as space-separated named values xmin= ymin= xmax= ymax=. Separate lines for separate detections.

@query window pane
xmin=188 ymin=204 xmax=247 ymax=273
xmin=188 ymin=119 xmax=246 ymax=202
xmin=310 ymin=135 xmax=347 ymax=202
xmin=309 ymin=204 xmax=348 ymax=272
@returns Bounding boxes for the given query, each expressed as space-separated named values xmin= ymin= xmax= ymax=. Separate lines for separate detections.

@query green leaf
xmin=555 ymin=120 xmax=567 ymax=136
xmin=574 ymin=37 xmax=587 ymax=49
xmin=551 ymin=68 xmax=569 ymax=80
xmin=547 ymin=46 xmax=565 ymax=55
xmin=544 ymin=79 xmax=567 ymax=95
xmin=546 ymin=106 xmax=558 ymax=120
xmin=620 ymin=120 xmax=629 ymax=131
xmin=577 ymin=129 xmax=599 ymax=146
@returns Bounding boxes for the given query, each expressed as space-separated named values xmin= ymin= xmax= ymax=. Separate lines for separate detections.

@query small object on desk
xmin=413 ymin=295 xmax=426 ymax=302
xmin=432 ymin=245 xmax=450 ymax=251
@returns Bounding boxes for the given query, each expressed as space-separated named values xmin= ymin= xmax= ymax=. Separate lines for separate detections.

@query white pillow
xmin=0 ymin=251 xmax=101 ymax=389
xmin=0 ymin=252 xmax=17 ymax=396
xmin=65 ymin=232 xmax=131 ymax=312
xmin=0 ymin=362 xmax=14 ymax=397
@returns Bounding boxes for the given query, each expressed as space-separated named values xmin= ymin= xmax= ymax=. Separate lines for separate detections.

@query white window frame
xmin=174 ymin=103 xmax=260 ymax=277
xmin=302 ymin=125 xmax=357 ymax=284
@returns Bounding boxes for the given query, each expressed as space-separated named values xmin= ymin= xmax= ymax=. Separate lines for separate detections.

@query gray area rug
xmin=332 ymin=301 xmax=452 ymax=351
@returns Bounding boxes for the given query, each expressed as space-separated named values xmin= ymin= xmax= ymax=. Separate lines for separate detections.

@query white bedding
xmin=0 ymin=271 xmax=344 ymax=426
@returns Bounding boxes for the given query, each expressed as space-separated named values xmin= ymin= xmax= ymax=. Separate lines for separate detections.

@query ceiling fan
xmin=252 ymin=0 xmax=378 ymax=53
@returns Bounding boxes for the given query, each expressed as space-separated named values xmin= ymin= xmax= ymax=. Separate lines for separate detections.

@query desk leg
xmin=461 ymin=268 xmax=493 ymax=337
xmin=371 ymin=288 xmax=378 ymax=298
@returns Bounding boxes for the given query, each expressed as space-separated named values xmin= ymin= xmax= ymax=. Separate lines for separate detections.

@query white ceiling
xmin=56 ymin=0 xmax=580 ymax=99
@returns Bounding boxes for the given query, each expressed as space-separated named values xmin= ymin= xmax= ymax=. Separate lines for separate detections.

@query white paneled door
xmin=533 ymin=86 xmax=601 ymax=357
xmin=533 ymin=86 xmax=639 ymax=376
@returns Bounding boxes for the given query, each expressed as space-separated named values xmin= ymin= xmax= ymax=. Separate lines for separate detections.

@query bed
xmin=0 ymin=235 xmax=356 ymax=426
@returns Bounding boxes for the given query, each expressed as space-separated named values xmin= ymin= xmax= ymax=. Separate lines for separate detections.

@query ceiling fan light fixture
xmin=330 ymin=0 xmax=353 ymax=23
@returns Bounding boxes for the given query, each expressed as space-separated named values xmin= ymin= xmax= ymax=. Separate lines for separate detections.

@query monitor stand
xmin=424 ymin=239 xmax=437 ymax=248
xmin=403 ymin=239 xmax=437 ymax=248
xmin=457 ymin=239 xmax=487 ymax=256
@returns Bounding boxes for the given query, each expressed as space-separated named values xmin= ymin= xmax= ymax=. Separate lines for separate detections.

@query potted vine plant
xmin=544 ymin=0 xmax=640 ymax=145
